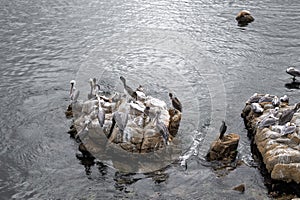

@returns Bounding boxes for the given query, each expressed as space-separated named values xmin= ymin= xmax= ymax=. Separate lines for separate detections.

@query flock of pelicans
xmin=247 ymin=93 xmax=299 ymax=136
xmin=68 ymin=76 xmax=182 ymax=145
xmin=242 ymin=67 xmax=300 ymax=137
xmin=67 ymin=66 xmax=300 ymax=148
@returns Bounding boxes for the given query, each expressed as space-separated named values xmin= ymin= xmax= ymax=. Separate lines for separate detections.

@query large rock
xmin=241 ymin=93 xmax=300 ymax=184
xmin=67 ymin=85 xmax=182 ymax=155
xmin=206 ymin=133 xmax=240 ymax=162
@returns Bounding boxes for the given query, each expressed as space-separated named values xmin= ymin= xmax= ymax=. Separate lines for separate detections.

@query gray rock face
xmin=242 ymin=94 xmax=300 ymax=183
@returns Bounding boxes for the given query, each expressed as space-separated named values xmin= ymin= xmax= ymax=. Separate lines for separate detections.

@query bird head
xmin=89 ymin=78 xmax=93 ymax=85
xmin=70 ymin=80 xmax=76 ymax=85
xmin=120 ymin=76 xmax=126 ymax=83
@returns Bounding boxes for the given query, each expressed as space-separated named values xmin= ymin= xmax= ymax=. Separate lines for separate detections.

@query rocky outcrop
xmin=241 ymin=93 xmax=300 ymax=184
xmin=206 ymin=133 xmax=240 ymax=163
xmin=236 ymin=10 xmax=254 ymax=26
xmin=66 ymin=78 xmax=182 ymax=172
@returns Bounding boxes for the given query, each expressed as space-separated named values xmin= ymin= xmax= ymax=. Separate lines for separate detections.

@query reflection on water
xmin=1 ymin=0 xmax=300 ymax=199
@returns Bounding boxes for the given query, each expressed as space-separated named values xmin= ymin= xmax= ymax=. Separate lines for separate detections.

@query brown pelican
xmin=251 ymin=103 xmax=263 ymax=113
xmin=272 ymin=96 xmax=280 ymax=107
xmin=236 ymin=10 xmax=254 ymax=26
xmin=154 ymin=111 xmax=169 ymax=145
xmin=88 ymin=78 xmax=95 ymax=100
xmin=169 ymin=93 xmax=182 ymax=112
xmin=258 ymin=94 xmax=272 ymax=103
xmin=120 ymin=76 xmax=137 ymax=100
xmin=278 ymin=102 xmax=300 ymax=125
xmin=93 ymin=78 xmax=101 ymax=95
xmin=281 ymin=122 xmax=296 ymax=136
xmin=219 ymin=121 xmax=227 ymax=140
xmin=70 ymin=80 xmax=80 ymax=102
xmin=248 ymin=93 xmax=261 ymax=103
xmin=108 ymin=111 xmax=129 ymax=139
xmin=258 ymin=116 xmax=277 ymax=129
xmin=280 ymin=95 xmax=289 ymax=104
xmin=286 ymin=67 xmax=300 ymax=81
xmin=96 ymin=95 xmax=105 ymax=127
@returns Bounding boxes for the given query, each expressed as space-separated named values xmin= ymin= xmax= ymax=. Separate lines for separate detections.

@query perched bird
xmin=93 ymin=78 xmax=101 ymax=95
xmin=278 ymin=102 xmax=300 ymax=125
xmin=286 ymin=67 xmax=300 ymax=81
xmin=258 ymin=94 xmax=273 ymax=103
xmin=272 ymin=96 xmax=280 ymax=107
xmin=280 ymin=95 xmax=289 ymax=104
xmin=251 ymin=103 xmax=264 ymax=113
xmin=88 ymin=78 xmax=95 ymax=100
xmin=269 ymin=107 xmax=280 ymax=118
xmin=154 ymin=111 xmax=169 ymax=145
xmin=219 ymin=121 xmax=227 ymax=140
xmin=258 ymin=116 xmax=277 ymax=129
xmin=108 ymin=111 xmax=129 ymax=139
xmin=281 ymin=122 xmax=296 ymax=136
xmin=236 ymin=10 xmax=254 ymax=26
xmin=70 ymin=80 xmax=80 ymax=102
xmin=248 ymin=93 xmax=261 ymax=103
xmin=120 ymin=76 xmax=137 ymax=100
xmin=169 ymin=93 xmax=182 ymax=112
xmin=96 ymin=95 xmax=105 ymax=127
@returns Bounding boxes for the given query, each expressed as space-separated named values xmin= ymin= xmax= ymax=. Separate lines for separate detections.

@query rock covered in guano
xmin=241 ymin=93 xmax=300 ymax=183
xmin=67 ymin=78 xmax=182 ymax=156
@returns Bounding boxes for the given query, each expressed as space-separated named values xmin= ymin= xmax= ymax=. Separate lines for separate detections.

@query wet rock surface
xmin=242 ymin=93 xmax=300 ymax=197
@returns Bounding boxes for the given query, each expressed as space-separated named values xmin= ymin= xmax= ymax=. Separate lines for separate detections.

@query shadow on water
xmin=285 ymin=80 xmax=300 ymax=90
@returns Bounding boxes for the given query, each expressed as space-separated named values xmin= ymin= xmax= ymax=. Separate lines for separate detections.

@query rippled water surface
xmin=1 ymin=0 xmax=300 ymax=199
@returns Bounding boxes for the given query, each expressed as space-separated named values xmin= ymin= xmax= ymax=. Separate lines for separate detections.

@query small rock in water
xmin=232 ymin=183 xmax=245 ymax=193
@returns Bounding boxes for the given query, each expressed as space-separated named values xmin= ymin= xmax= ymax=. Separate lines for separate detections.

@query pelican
xmin=286 ymin=67 xmax=300 ymax=81
xmin=219 ymin=121 xmax=227 ymax=140
xmin=258 ymin=116 xmax=277 ymax=129
xmin=272 ymin=96 xmax=280 ymax=107
xmin=278 ymin=102 xmax=300 ymax=125
xmin=248 ymin=93 xmax=261 ymax=103
xmin=251 ymin=103 xmax=263 ymax=113
xmin=169 ymin=93 xmax=182 ymax=112
xmin=280 ymin=95 xmax=289 ymax=104
xmin=70 ymin=80 xmax=80 ymax=102
xmin=269 ymin=107 xmax=280 ymax=118
xmin=96 ymin=95 xmax=105 ymax=127
xmin=120 ymin=76 xmax=137 ymax=100
xmin=281 ymin=122 xmax=296 ymax=136
xmin=108 ymin=111 xmax=129 ymax=139
xmin=93 ymin=78 xmax=101 ymax=95
xmin=258 ymin=94 xmax=272 ymax=103
xmin=88 ymin=78 xmax=95 ymax=100
xmin=153 ymin=111 xmax=169 ymax=145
